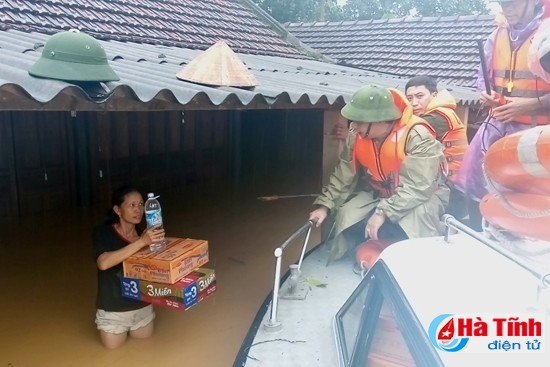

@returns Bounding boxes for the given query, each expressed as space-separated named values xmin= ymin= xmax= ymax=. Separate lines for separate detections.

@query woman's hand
xmin=97 ymin=226 xmax=166 ymax=271
xmin=140 ymin=225 xmax=166 ymax=246
xmin=309 ymin=206 xmax=328 ymax=227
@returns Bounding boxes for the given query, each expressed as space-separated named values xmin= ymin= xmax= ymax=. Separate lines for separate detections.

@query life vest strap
xmin=444 ymin=139 xmax=468 ymax=148
xmin=494 ymin=85 xmax=547 ymax=98
xmin=446 ymin=154 xmax=464 ymax=163
xmin=493 ymin=69 xmax=538 ymax=79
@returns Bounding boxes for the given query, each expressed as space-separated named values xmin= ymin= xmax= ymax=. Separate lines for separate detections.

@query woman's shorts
xmin=95 ymin=305 xmax=155 ymax=334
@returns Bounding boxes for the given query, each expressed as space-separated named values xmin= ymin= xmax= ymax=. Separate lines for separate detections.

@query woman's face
xmin=114 ymin=191 xmax=144 ymax=225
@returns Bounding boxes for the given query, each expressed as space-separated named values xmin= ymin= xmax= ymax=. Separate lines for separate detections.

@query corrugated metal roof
xmin=0 ymin=29 xmax=479 ymax=111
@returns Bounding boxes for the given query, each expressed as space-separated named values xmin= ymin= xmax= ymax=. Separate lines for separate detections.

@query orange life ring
xmin=484 ymin=126 xmax=550 ymax=195
xmin=480 ymin=193 xmax=550 ymax=241
xmin=355 ymin=240 xmax=392 ymax=270
xmin=482 ymin=126 xmax=550 ymax=241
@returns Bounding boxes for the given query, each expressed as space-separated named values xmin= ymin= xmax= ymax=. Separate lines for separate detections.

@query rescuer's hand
xmin=492 ymin=97 xmax=542 ymax=123
xmin=365 ymin=212 xmax=385 ymax=241
xmin=309 ymin=206 xmax=328 ymax=227
xmin=331 ymin=121 xmax=349 ymax=140
xmin=480 ymin=90 xmax=501 ymax=108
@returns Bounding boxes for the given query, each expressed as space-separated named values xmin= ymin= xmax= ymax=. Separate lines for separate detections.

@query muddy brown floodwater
xmin=0 ymin=191 xmax=320 ymax=367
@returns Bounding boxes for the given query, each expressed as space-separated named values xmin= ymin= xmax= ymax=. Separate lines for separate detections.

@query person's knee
xmin=130 ymin=320 xmax=154 ymax=339
xmin=100 ymin=330 xmax=127 ymax=349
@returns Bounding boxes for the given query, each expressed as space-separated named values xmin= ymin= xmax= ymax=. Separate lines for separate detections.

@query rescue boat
xmin=235 ymin=217 xmax=550 ymax=367
xmin=480 ymin=126 xmax=550 ymax=241
xmin=236 ymin=128 xmax=550 ymax=366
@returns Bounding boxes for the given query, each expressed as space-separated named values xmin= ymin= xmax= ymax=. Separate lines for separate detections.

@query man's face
xmin=351 ymin=121 xmax=393 ymax=140
xmin=406 ymin=85 xmax=436 ymax=116
xmin=499 ymin=0 xmax=535 ymax=26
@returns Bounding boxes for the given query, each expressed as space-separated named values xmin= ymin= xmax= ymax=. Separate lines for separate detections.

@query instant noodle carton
xmin=123 ymin=237 xmax=209 ymax=284
xmin=121 ymin=267 xmax=217 ymax=311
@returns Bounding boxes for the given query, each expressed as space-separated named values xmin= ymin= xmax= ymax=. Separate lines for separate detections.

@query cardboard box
xmin=123 ymin=237 xmax=209 ymax=284
xmin=121 ymin=267 xmax=217 ymax=311
xmin=142 ymin=282 xmax=217 ymax=311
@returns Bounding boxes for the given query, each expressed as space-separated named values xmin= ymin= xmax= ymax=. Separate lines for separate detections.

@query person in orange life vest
xmin=529 ymin=0 xmax=550 ymax=81
xmin=456 ymin=0 xmax=550 ymax=231
xmin=309 ymin=85 xmax=449 ymax=263
xmin=405 ymin=76 xmax=469 ymax=221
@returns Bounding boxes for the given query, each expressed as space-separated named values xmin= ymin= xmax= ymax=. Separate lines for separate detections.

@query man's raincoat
xmin=314 ymin=93 xmax=450 ymax=262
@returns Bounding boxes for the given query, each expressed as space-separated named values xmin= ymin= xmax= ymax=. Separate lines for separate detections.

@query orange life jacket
xmin=353 ymin=89 xmax=437 ymax=198
xmin=493 ymin=27 xmax=550 ymax=126
xmin=425 ymin=106 xmax=468 ymax=184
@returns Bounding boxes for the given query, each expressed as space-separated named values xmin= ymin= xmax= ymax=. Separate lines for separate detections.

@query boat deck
xmin=239 ymin=243 xmax=360 ymax=367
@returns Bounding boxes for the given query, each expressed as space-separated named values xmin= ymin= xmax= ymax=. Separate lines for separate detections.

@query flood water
xmin=0 ymin=190 xmax=321 ymax=367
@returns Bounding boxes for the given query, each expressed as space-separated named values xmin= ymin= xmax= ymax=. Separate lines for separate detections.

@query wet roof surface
xmin=0 ymin=29 xmax=479 ymax=110
xmin=0 ymin=1 xmax=479 ymax=110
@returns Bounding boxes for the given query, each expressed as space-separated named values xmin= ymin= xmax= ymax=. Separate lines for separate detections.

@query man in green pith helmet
xmin=309 ymin=85 xmax=449 ymax=266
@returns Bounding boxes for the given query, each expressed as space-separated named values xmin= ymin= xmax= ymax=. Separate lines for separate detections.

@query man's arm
xmin=313 ymin=131 xmax=357 ymax=212
xmin=376 ymin=124 xmax=444 ymax=222
xmin=421 ymin=112 xmax=450 ymax=141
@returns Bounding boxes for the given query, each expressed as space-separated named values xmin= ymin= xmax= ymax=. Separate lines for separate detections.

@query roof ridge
xmin=238 ymin=0 xmax=334 ymax=62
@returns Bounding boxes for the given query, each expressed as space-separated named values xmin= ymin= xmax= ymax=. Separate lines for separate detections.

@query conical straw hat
xmin=176 ymin=40 xmax=258 ymax=87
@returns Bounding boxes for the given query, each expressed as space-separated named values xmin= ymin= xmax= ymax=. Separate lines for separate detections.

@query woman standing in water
xmin=93 ymin=185 xmax=165 ymax=349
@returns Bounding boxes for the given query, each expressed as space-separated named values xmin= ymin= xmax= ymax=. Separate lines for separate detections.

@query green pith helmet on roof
xmin=29 ymin=29 xmax=119 ymax=82
xmin=341 ymin=85 xmax=401 ymax=123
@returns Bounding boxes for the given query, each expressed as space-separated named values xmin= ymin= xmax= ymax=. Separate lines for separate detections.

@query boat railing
xmin=443 ymin=214 xmax=550 ymax=288
xmin=264 ymin=220 xmax=313 ymax=332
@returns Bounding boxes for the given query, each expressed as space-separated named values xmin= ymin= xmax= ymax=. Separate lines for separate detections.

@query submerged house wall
xmin=0 ymin=108 xmax=324 ymax=217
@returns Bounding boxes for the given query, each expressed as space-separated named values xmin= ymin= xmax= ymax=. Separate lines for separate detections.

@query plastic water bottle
xmin=145 ymin=193 xmax=166 ymax=252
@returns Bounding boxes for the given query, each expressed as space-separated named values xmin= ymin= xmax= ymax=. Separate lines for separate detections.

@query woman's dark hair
xmin=104 ymin=185 xmax=141 ymax=225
